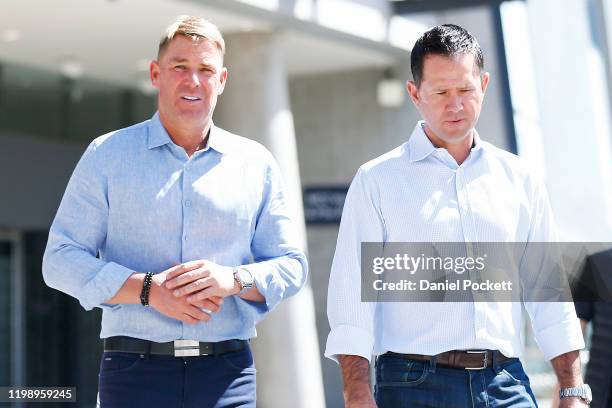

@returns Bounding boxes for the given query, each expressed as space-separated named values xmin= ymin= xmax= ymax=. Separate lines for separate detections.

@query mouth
xmin=181 ymin=96 xmax=201 ymax=102
xmin=445 ymin=119 xmax=465 ymax=125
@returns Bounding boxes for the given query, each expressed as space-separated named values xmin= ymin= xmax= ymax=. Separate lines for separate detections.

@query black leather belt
xmin=387 ymin=350 xmax=513 ymax=370
xmin=104 ymin=336 xmax=248 ymax=357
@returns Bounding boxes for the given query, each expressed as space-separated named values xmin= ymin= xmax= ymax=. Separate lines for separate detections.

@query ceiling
xmin=0 ymin=0 xmax=405 ymax=89
xmin=391 ymin=0 xmax=513 ymax=14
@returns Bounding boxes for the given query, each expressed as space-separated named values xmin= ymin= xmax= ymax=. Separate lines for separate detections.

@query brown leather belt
xmin=387 ymin=350 xmax=513 ymax=370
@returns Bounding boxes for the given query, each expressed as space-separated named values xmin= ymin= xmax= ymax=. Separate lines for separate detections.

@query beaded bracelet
xmin=140 ymin=272 xmax=153 ymax=306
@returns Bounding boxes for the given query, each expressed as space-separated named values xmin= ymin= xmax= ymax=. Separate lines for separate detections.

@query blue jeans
xmin=375 ymin=353 xmax=538 ymax=408
xmin=97 ymin=346 xmax=256 ymax=408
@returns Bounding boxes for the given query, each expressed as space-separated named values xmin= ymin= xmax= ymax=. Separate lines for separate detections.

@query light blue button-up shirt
xmin=43 ymin=112 xmax=307 ymax=342
xmin=326 ymin=122 xmax=584 ymax=362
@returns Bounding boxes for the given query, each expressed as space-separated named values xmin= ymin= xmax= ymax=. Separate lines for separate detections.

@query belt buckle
xmin=174 ymin=340 xmax=200 ymax=357
xmin=465 ymin=350 xmax=488 ymax=370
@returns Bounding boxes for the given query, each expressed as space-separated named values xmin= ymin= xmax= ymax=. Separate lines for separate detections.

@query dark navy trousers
xmin=97 ymin=345 xmax=256 ymax=408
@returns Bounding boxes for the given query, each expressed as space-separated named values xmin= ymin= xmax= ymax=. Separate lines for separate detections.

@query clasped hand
xmin=149 ymin=260 xmax=239 ymax=324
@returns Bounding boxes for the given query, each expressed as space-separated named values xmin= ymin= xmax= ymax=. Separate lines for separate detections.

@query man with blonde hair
xmin=43 ymin=15 xmax=307 ymax=408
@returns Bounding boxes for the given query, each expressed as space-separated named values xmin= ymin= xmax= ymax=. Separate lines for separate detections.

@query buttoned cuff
xmin=325 ymin=325 xmax=375 ymax=364
xmin=534 ymin=317 xmax=585 ymax=360
xmin=79 ymin=262 xmax=135 ymax=311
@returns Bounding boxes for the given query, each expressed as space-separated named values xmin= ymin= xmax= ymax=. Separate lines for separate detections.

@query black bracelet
xmin=140 ymin=272 xmax=153 ymax=306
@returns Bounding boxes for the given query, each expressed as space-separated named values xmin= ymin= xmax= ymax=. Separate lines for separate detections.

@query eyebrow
xmin=168 ymin=57 xmax=217 ymax=67
xmin=432 ymin=83 xmax=475 ymax=91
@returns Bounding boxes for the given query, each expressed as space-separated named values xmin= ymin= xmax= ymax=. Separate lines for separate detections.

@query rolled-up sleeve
xmin=523 ymin=177 xmax=585 ymax=360
xmin=235 ymin=153 xmax=308 ymax=323
xmin=42 ymin=142 xmax=135 ymax=311
xmin=325 ymin=168 xmax=384 ymax=364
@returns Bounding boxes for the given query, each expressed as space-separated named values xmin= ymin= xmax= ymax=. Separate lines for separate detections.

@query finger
xmin=191 ymin=298 xmax=222 ymax=313
xmin=185 ymin=305 xmax=211 ymax=322
xmin=163 ymin=264 xmax=186 ymax=282
xmin=209 ymin=296 xmax=224 ymax=306
xmin=187 ymin=287 xmax=218 ymax=302
xmin=179 ymin=313 xmax=199 ymax=325
xmin=167 ymin=267 xmax=210 ymax=290
xmin=165 ymin=260 xmax=206 ymax=281
xmin=172 ymin=276 xmax=213 ymax=297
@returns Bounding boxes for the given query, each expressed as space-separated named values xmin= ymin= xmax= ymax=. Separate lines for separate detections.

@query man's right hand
xmin=149 ymin=263 xmax=224 ymax=324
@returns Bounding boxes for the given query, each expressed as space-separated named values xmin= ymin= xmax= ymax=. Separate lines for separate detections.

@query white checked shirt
xmin=325 ymin=122 xmax=584 ymax=363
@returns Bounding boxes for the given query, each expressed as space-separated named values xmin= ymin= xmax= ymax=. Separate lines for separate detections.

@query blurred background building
xmin=0 ymin=0 xmax=611 ymax=407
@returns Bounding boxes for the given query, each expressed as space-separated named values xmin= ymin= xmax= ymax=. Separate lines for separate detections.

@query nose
xmin=447 ymin=95 xmax=463 ymax=113
xmin=187 ymin=70 xmax=200 ymax=88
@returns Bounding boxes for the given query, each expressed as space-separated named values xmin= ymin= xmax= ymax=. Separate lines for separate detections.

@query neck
xmin=159 ymin=111 xmax=211 ymax=157
xmin=423 ymin=123 xmax=473 ymax=166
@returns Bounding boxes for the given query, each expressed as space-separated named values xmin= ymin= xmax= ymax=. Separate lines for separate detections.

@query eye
xmin=435 ymin=91 xmax=447 ymax=96
xmin=460 ymin=89 xmax=474 ymax=93
xmin=174 ymin=65 xmax=186 ymax=71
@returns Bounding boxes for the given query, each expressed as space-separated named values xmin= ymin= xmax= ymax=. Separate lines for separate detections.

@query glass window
xmin=0 ymin=61 xmax=157 ymax=144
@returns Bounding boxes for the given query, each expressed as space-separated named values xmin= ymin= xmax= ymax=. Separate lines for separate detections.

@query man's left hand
xmin=552 ymin=351 xmax=587 ymax=408
xmin=164 ymin=260 xmax=240 ymax=301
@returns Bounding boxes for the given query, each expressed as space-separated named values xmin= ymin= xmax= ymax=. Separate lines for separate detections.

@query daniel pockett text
xmin=360 ymin=242 xmax=576 ymax=302
xmin=371 ymin=253 xmax=513 ymax=293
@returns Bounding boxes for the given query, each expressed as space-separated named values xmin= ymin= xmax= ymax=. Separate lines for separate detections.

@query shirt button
xmin=184 ymin=200 xmax=192 ymax=207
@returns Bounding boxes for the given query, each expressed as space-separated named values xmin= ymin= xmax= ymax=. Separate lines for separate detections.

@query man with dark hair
xmin=326 ymin=24 xmax=589 ymax=407
xmin=43 ymin=15 xmax=307 ymax=408
xmin=410 ymin=24 xmax=484 ymax=88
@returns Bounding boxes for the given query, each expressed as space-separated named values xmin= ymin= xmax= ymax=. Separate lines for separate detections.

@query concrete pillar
xmin=525 ymin=0 xmax=612 ymax=241
xmin=215 ymin=31 xmax=326 ymax=408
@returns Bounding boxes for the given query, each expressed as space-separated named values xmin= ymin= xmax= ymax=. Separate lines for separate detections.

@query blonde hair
xmin=158 ymin=15 xmax=225 ymax=57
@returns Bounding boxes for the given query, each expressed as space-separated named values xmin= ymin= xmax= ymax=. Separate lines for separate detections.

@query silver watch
xmin=559 ymin=384 xmax=592 ymax=404
xmin=233 ymin=267 xmax=254 ymax=295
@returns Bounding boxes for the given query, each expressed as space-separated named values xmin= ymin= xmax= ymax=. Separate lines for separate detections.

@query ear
xmin=480 ymin=71 xmax=490 ymax=94
xmin=217 ymin=67 xmax=229 ymax=95
xmin=406 ymin=80 xmax=420 ymax=107
xmin=150 ymin=60 xmax=160 ymax=89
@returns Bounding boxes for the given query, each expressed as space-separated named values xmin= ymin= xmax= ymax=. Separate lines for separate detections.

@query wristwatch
xmin=559 ymin=384 xmax=592 ymax=405
xmin=233 ymin=267 xmax=254 ymax=295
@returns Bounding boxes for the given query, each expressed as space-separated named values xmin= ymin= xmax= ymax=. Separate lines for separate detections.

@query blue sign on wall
xmin=303 ymin=186 xmax=349 ymax=225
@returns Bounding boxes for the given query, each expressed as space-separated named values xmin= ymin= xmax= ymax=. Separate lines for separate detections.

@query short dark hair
xmin=410 ymin=24 xmax=484 ymax=87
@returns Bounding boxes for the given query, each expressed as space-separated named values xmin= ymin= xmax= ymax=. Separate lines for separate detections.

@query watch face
xmin=238 ymin=269 xmax=254 ymax=286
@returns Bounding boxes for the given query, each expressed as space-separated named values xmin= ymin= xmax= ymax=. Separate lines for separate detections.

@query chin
xmin=178 ymin=108 xmax=209 ymax=120
xmin=437 ymin=130 xmax=470 ymax=144
xmin=444 ymin=124 xmax=472 ymax=138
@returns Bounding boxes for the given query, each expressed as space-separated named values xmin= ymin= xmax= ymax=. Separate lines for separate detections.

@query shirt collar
xmin=407 ymin=121 xmax=436 ymax=162
xmin=147 ymin=112 xmax=172 ymax=149
xmin=206 ymin=124 xmax=228 ymax=154
xmin=147 ymin=111 xmax=228 ymax=154
xmin=407 ymin=120 xmax=483 ymax=162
